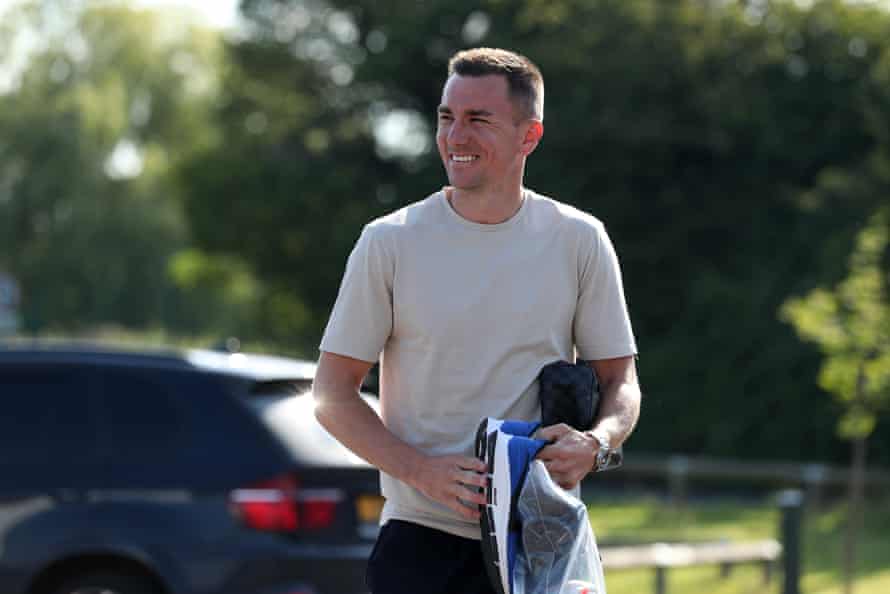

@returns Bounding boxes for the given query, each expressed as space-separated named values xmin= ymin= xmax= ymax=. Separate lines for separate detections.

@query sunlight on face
xmin=435 ymin=74 xmax=530 ymax=193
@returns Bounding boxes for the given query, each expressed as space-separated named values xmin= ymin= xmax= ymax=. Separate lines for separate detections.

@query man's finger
xmin=449 ymin=476 xmax=487 ymax=504
xmin=536 ymin=443 xmax=566 ymax=461
xmin=457 ymin=456 xmax=487 ymax=473
xmin=452 ymin=497 xmax=481 ymax=520
xmin=537 ymin=423 xmax=571 ymax=442
xmin=454 ymin=475 xmax=487 ymax=498
xmin=450 ymin=463 xmax=485 ymax=487
xmin=543 ymin=459 xmax=569 ymax=473
xmin=459 ymin=469 xmax=487 ymax=488
xmin=456 ymin=485 xmax=487 ymax=506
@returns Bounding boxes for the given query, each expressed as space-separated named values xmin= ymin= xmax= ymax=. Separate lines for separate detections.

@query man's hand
xmin=409 ymin=454 xmax=487 ymax=521
xmin=536 ymin=355 xmax=641 ymax=490
xmin=536 ymin=423 xmax=597 ymax=490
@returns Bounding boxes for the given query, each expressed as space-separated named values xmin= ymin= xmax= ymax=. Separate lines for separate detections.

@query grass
xmin=586 ymin=496 xmax=890 ymax=594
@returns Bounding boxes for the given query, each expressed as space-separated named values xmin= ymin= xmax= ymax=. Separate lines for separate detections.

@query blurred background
xmin=1 ymin=0 xmax=890 ymax=592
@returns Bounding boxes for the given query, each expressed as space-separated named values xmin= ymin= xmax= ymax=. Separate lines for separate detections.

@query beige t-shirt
xmin=319 ymin=187 xmax=637 ymax=539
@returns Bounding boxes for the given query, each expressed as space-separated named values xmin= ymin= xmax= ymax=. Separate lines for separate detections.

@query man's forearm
xmin=592 ymin=377 xmax=641 ymax=447
xmin=313 ymin=383 xmax=425 ymax=485
xmin=313 ymin=351 xmax=487 ymax=520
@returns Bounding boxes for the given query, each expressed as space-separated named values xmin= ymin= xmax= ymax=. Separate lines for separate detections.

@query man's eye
xmin=471 ymin=118 xmax=489 ymax=123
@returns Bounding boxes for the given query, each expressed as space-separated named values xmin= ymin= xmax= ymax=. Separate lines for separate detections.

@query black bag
xmin=537 ymin=360 xmax=600 ymax=430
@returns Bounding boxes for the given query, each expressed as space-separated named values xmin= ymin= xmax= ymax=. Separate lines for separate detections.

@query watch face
xmin=597 ymin=448 xmax=623 ymax=472
xmin=596 ymin=449 xmax=609 ymax=470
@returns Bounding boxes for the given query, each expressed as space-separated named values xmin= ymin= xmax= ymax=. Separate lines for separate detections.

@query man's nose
xmin=448 ymin=119 xmax=469 ymax=144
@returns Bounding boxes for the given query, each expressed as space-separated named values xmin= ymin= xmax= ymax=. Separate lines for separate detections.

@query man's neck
xmin=446 ymin=185 xmax=526 ymax=225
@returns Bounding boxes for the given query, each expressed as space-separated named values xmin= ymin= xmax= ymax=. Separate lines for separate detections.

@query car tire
xmin=50 ymin=571 xmax=163 ymax=594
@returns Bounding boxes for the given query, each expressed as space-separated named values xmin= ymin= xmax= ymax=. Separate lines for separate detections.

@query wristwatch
xmin=587 ymin=430 xmax=623 ymax=472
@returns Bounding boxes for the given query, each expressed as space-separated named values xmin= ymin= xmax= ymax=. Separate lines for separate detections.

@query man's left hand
xmin=535 ymin=423 xmax=597 ymax=490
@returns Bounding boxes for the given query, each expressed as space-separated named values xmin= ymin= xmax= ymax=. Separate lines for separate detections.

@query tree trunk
xmin=843 ymin=435 xmax=867 ymax=594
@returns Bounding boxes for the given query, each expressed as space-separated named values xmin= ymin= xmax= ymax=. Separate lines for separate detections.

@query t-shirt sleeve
xmin=573 ymin=222 xmax=638 ymax=361
xmin=319 ymin=224 xmax=394 ymax=363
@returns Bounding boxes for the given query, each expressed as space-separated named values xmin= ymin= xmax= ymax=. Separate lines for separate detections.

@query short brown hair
xmin=447 ymin=48 xmax=544 ymax=121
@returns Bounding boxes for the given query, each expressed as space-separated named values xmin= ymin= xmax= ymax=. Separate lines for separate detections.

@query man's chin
xmin=446 ymin=176 xmax=483 ymax=191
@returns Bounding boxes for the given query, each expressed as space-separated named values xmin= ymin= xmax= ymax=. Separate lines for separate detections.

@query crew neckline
xmin=440 ymin=187 xmax=531 ymax=232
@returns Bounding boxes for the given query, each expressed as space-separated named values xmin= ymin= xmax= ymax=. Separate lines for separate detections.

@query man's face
xmin=436 ymin=74 xmax=533 ymax=193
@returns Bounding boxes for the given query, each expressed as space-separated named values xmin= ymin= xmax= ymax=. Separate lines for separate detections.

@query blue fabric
xmin=499 ymin=420 xmax=541 ymax=437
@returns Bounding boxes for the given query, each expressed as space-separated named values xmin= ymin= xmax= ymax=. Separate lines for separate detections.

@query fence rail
xmin=595 ymin=454 xmax=890 ymax=504
xmin=600 ymin=539 xmax=782 ymax=594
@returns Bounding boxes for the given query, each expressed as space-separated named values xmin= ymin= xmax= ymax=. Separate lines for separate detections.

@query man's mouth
xmin=450 ymin=154 xmax=480 ymax=163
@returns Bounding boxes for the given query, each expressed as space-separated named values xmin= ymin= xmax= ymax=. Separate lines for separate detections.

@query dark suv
xmin=0 ymin=344 xmax=382 ymax=594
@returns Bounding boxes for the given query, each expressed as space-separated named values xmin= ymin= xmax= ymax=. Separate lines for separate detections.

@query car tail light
xmin=229 ymin=475 xmax=345 ymax=532
xmin=299 ymin=488 xmax=343 ymax=529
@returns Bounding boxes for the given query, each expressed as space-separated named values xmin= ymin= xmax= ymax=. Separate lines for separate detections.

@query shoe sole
xmin=475 ymin=417 xmax=502 ymax=460
xmin=489 ymin=429 xmax=513 ymax=594
xmin=475 ymin=417 xmax=545 ymax=594
xmin=476 ymin=419 xmax=508 ymax=594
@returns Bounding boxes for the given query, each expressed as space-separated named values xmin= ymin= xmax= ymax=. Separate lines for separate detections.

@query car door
xmin=0 ymin=363 xmax=102 ymax=491
xmin=0 ymin=363 xmax=102 ymax=593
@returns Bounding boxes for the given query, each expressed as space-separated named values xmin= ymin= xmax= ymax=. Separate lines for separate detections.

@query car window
xmin=244 ymin=384 xmax=379 ymax=467
xmin=96 ymin=370 xmax=185 ymax=460
xmin=0 ymin=366 xmax=98 ymax=463
xmin=88 ymin=369 xmax=292 ymax=488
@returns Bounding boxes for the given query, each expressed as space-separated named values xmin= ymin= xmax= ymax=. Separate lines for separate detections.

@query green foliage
xmin=167 ymin=249 xmax=262 ymax=336
xmin=0 ymin=1 xmax=225 ymax=333
xmin=174 ymin=0 xmax=890 ymax=462
xmin=178 ymin=0 xmax=391 ymax=347
xmin=783 ymin=209 xmax=890 ymax=440
xmin=8 ymin=0 xmax=890 ymax=463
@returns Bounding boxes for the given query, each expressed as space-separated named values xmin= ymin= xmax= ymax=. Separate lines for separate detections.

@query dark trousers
xmin=366 ymin=520 xmax=497 ymax=594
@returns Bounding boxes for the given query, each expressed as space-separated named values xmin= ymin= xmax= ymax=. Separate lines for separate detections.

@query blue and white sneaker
xmin=475 ymin=418 xmax=547 ymax=594
xmin=474 ymin=417 xmax=540 ymax=460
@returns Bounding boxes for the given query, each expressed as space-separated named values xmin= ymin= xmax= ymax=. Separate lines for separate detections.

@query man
xmin=313 ymin=47 xmax=640 ymax=594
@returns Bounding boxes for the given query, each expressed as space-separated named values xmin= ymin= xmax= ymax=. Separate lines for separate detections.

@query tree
xmin=178 ymin=0 xmax=396 ymax=347
xmin=782 ymin=207 xmax=890 ymax=593
xmin=0 ymin=1 xmax=226 ymax=334
xmin=179 ymin=0 xmax=890 ymax=461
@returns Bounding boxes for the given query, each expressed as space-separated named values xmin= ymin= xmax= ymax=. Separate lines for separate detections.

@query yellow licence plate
xmin=356 ymin=494 xmax=384 ymax=523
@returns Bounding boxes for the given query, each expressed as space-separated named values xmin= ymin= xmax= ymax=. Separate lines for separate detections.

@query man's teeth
xmin=452 ymin=155 xmax=478 ymax=162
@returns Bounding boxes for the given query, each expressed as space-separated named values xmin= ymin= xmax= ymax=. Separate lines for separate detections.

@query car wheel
xmin=50 ymin=571 xmax=163 ymax=594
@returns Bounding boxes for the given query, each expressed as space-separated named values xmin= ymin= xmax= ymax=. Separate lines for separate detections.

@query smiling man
xmin=313 ymin=48 xmax=640 ymax=594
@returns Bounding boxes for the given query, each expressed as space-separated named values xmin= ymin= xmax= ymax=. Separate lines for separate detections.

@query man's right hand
xmin=314 ymin=352 xmax=489 ymax=522
xmin=409 ymin=454 xmax=487 ymax=521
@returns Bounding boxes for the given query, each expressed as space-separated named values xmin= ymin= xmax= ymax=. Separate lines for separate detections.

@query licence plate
xmin=356 ymin=494 xmax=384 ymax=522
xmin=356 ymin=494 xmax=384 ymax=539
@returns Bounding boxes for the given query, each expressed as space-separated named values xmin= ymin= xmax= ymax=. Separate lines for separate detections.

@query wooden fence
xmin=591 ymin=454 xmax=890 ymax=505
xmin=600 ymin=539 xmax=782 ymax=594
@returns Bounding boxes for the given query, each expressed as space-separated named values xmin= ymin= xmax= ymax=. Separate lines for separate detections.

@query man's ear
xmin=520 ymin=120 xmax=544 ymax=157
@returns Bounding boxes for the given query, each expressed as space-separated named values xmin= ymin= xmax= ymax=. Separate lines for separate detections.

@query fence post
xmin=778 ymin=489 xmax=803 ymax=594
xmin=802 ymin=463 xmax=827 ymax=509
xmin=667 ymin=455 xmax=690 ymax=506
xmin=654 ymin=566 xmax=667 ymax=594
